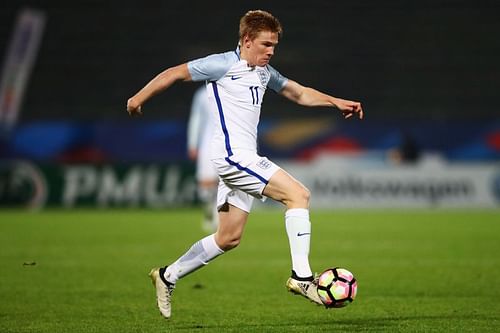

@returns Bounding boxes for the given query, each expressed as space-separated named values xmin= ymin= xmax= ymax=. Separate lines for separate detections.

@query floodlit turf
xmin=0 ymin=209 xmax=499 ymax=332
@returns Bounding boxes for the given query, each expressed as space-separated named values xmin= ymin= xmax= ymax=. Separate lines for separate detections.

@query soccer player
xmin=127 ymin=10 xmax=363 ymax=319
xmin=187 ymin=86 xmax=219 ymax=232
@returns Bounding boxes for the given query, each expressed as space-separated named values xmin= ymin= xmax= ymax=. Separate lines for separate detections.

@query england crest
xmin=256 ymin=69 xmax=270 ymax=86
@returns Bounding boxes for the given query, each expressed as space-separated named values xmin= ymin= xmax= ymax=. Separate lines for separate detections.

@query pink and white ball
xmin=317 ymin=267 xmax=358 ymax=308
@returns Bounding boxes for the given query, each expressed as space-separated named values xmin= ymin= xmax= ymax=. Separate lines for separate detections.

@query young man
xmin=127 ymin=10 xmax=363 ymax=319
xmin=187 ymin=86 xmax=219 ymax=233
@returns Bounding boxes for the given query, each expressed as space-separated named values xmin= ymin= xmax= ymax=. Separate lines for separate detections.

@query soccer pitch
xmin=1 ymin=209 xmax=499 ymax=332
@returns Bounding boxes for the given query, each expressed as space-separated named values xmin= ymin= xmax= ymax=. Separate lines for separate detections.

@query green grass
xmin=0 ymin=209 xmax=499 ymax=332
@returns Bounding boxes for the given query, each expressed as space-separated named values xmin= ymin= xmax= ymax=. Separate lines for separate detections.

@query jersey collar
xmin=234 ymin=45 xmax=241 ymax=60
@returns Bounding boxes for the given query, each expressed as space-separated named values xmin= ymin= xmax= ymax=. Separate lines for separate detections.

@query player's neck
xmin=239 ymin=49 xmax=256 ymax=67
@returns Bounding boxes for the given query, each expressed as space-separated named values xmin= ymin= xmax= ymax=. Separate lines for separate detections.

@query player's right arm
xmin=127 ymin=51 xmax=235 ymax=116
xmin=127 ymin=63 xmax=191 ymax=116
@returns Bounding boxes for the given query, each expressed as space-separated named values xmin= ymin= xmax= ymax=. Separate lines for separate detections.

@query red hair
xmin=239 ymin=10 xmax=282 ymax=42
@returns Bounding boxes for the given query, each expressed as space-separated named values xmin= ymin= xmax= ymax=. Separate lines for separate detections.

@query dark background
xmin=1 ymin=0 xmax=499 ymax=122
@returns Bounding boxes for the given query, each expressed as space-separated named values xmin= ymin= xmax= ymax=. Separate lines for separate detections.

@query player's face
xmin=243 ymin=31 xmax=279 ymax=67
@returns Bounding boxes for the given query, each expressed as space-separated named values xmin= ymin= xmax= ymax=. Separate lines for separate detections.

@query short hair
xmin=239 ymin=10 xmax=282 ymax=42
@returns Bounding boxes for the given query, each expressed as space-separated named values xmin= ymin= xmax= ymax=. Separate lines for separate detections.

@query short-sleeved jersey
xmin=187 ymin=48 xmax=288 ymax=159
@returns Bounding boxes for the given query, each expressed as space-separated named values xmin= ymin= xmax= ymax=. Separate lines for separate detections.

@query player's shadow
xmin=174 ymin=314 xmax=498 ymax=331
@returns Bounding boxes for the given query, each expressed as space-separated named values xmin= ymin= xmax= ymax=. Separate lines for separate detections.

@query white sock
xmin=163 ymin=234 xmax=224 ymax=284
xmin=285 ymin=208 xmax=313 ymax=278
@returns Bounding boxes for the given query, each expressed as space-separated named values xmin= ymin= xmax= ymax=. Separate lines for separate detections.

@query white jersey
xmin=187 ymin=48 xmax=288 ymax=159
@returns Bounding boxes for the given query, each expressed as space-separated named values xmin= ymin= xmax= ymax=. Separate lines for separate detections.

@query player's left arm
xmin=280 ymin=79 xmax=364 ymax=119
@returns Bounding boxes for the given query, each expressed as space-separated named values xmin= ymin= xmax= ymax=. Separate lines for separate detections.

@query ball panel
xmin=317 ymin=289 xmax=333 ymax=305
xmin=351 ymin=281 xmax=358 ymax=299
xmin=318 ymin=269 xmax=335 ymax=286
xmin=331 ymin=280 xmax=350 ymax=299
xmin=335 ymin=268 xmax=354 ymax=281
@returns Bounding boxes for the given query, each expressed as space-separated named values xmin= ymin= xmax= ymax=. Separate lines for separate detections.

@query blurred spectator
xmin=388 ymin=131 xmax=421 ymax=164
xmin=187 ymin=86 xmax=219 ymax=233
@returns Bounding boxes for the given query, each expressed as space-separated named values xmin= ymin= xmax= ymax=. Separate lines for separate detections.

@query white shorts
xmin=212 ymin=151 xmax=281 ymax=213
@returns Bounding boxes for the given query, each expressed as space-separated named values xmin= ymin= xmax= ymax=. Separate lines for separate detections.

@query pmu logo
xmin=256 ymin=158 xmax=272 ymax=170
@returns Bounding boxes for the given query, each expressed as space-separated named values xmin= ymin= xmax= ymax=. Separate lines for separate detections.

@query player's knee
xmin=291 ymin=185 xmax=310 ymax=207
xmin=302 ymin=186 xmax=311 ymax=203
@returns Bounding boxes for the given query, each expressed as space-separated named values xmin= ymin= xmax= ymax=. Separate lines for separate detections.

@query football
xmin=317 ymin=267 xmax=357 ymax=308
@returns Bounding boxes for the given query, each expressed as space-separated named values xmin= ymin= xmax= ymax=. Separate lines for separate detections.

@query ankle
xmin=159 ymin=266 xmax=175 ymax=286
xmin=291 ymin=270 xmax=313 ymax=282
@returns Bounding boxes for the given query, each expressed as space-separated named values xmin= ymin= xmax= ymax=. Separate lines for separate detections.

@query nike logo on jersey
xmin=297 ymin=232 xmax=311 ymax=237
xmin=231 ymin=76 xmax=242 ymax=80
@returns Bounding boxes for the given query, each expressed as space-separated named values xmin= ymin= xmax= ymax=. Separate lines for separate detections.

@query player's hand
xmin=127 ymin=98 xmax=143 ymax=117
xmin=335 ymin=98 xmax=363 ymax=120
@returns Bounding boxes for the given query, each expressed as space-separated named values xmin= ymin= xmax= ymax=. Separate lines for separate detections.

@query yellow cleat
xmin=286 ymin=276 xmax=323 ymax=306
xmin=149 ymin=267 xmax=175 ymax=319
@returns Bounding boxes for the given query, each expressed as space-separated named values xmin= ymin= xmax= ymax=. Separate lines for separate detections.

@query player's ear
xmin=243 ymin=35 xmax=252 ymax=48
